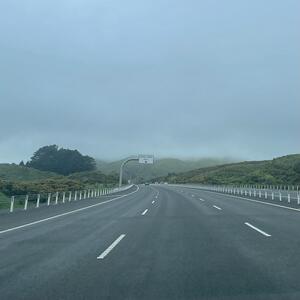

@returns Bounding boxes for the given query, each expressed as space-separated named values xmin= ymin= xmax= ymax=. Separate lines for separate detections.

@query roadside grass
xmin=0 ymin=192 xmax=10 ymax=209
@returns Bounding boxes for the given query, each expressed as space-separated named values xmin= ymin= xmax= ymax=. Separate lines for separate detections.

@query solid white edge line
xmin=213 ymin=205 xmax=222 ymax=210
xmin=97 ymin=234 xmax=126 ymax=259
xmin=142 ymin=209 xmax=148 ymax=215
xmin=245 ymin=222 xmax=271 ymax=237
xmin=0 ymin=186 xmax=140 ymax=235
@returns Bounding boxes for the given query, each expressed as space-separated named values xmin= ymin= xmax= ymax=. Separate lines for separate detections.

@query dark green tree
xmin=27 ymin=145 xmax=96 ymax=175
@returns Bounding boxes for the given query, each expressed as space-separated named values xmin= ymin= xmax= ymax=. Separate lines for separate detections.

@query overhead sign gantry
xmin=119 ymin=155 xmax=154 ymax=187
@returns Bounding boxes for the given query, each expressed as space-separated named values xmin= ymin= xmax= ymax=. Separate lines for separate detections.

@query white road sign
xmin=138 ymin=155 xmax=154 ymax=164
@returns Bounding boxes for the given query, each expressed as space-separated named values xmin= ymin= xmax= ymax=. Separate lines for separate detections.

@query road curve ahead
xmin=1 ymin=184 xmax=300 ymax=300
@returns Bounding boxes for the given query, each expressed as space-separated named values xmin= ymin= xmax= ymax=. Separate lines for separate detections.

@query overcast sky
xmin=0 ymin=0 xmax=299 ymax=163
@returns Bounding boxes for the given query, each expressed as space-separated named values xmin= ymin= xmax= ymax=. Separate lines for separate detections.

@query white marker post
xmin=62 ymin=192 xmax=66 ymax=203
xmin=24 ymin=195 xmax=29 ymax=210
xmin=10 ymin=196 xmax=15 ymax=213
xmin=36 ymin=194 xmax=40 ymax=208
xmin=47 ymin=193 xmax=51 ymax=206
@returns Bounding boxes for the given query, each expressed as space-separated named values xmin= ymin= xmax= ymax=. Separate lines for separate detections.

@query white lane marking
xmin=199 ymin=198 xmax=205 ymax=202
xmin=244 ymin=222 xmax=271 ymax=237
xmin=213 ymin=205 xmax=222 ymax=210
xmin=0 ymin=186 xmax=140 ymax=235
xmin=142 ymin=209 xmax=148 ymax=215
xmin=178 ymin=187 xmax=300 ymax=213
xmin=152 ymin=200 xmax=155 ymax=204
xmin=97 ymin=234 xmax=126 ymax=259
xmin=151 ymin=186 xmax=159 ymax=198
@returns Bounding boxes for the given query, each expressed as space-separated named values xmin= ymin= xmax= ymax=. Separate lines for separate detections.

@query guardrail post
xmin=36 ymin=194 xmax=40 ymax=208
xmin=87 ymin=190 xmax=90 ymax=198
xmin=69 ymin=191 xmax=72 ymax=202
xmin=297 ymin=193 xmax=300 ymax=205
xmin=259 ymin=191 xmax=261 ymax=198
xmin=10 ymin=196 xmax=15 ymax=213
xmin=84 ymin=190 xmax=86 ymax=199
xmin=62 ymin=192 xmax=66 ymax=203
xmin=79 ymin=191 xmax=82 ymax=200
xmin=74 ymin=191 xmax=77 ymax=201
xmin=47 ymin=193 xmax=51 ymax=206
xmin=55 ymin=192 xmax=59 ymax=204
xmin=272 ymin=192 xmax=274 ymax=200
xmin=288 ymin=193 xmax=291 ymax=203
xmin=265 ymin=191 xmax=267 ymax=199
xmin=279 ymin=192 xmax=282 ymax=201
xmin=24 ymin=195 xmax=29 ymax=210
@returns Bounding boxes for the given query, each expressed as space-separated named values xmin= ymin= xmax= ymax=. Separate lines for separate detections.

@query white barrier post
xmin=265 ymin=191 xmax=267 ymax=199
xmin=87 ymin=190 xmax=90 ymax=198
xmin=55 ymin=192 xmax=59 ymax=204
xmin=47 ymin=193 xmax=51 ymax=206
xmin=24 ymin=195 xmax=29 ymax=210
xmin=79 ymin=191 xmax=82 ymax=200
xmin=272 ymin=192 xmax=274 ymax=200
xmin=297 ymin=194 xmax=300 ymax=205
xmin=84 ymin=190 xmax=86 ymax=199
xmin=259 ymin=191 xmax=261 ymax=198
xmin=62 ymin=192 xmax=66 ymax=203
xmin=74 ymin=191 xmax=77 ymax=201
xmin=254 ymin=190 xmax=256 ymax=197
xmin=288 ymin=194 xmax=290 ymax=203
xmin=36 ymin=194 xmax=40 ymax=208
xmin=10 ymin=196 xmax=15 ymax=213
xmin=279 ymin=192 xmax=282 ymax=201
xmin=69 ymin=191 xmax=72 ymax=202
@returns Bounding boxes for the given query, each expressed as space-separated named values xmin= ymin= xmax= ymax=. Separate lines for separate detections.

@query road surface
xmin=1 ymin=184 xmax=300 ymax=299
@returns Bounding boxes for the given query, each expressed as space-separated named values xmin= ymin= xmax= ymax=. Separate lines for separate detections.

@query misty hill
xmin=96 ymin=157 xmax=234 ymax=182
xmin=155 ymin=154 xmax=300 ymax=185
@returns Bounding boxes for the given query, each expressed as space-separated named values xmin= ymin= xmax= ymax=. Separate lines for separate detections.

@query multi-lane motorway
xmin=1 ymin=184 xmax=300 ymax=299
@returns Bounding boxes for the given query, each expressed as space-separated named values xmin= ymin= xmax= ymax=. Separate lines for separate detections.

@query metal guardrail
xmin=1 ymin=185 xmax=133 ymax=213
xmin=171 ymin=184 xmax=300 ymax=205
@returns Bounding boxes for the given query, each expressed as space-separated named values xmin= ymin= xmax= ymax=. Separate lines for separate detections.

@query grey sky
xmin=0 ymin=0 xmax=299 ymax=163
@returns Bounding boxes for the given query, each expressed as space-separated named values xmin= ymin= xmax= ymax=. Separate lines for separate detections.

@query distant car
xmin=144 ymin=182 xmax=150 ymax=186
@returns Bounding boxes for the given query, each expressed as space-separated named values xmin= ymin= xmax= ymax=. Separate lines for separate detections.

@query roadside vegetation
xmin=0 ymin=145 xmax=119 ymax=199
xmin=153 ymin=154 xmax=300 ymax=186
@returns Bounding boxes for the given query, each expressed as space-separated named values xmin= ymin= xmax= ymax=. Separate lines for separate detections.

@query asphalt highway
xmin=1 ymin=184 xmax=300 ymax=299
